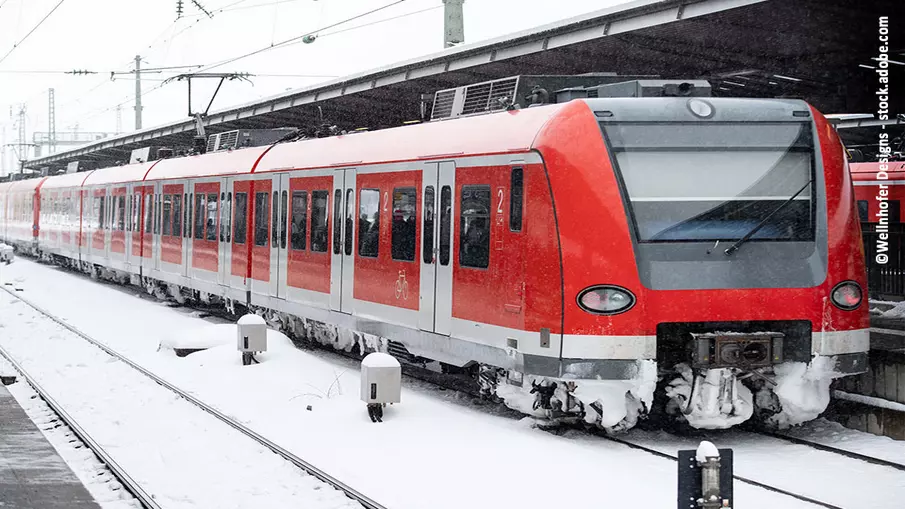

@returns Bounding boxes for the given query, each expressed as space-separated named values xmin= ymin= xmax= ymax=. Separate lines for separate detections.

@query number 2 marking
xmin=497 ymin=189 xmax=504 ymax=214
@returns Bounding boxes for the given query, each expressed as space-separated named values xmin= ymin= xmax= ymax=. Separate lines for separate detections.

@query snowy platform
xmin=0 ymin=383 xmax=101 ymax=509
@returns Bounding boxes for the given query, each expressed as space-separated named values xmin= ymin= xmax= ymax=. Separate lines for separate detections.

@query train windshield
xmin=602 ymin=122 xmax=816 ymax=243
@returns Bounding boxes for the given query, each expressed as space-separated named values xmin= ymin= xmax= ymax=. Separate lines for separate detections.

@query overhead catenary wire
xmin=0 ymin=0 xmax=68 ymax=66
xmin=194 ymin=0 xmax=408 ymax=73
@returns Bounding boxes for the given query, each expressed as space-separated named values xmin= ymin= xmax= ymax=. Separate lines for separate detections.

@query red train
xmin=0 ymin=81 xmax=869 ymax=431
xmin=851 ymin=160 xmax=905 ymax=226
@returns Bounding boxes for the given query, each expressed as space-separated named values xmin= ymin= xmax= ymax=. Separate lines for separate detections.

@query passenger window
xmin=358 ymin=189 xmax=380 ymax=258
xmin=857 ymin=200 xmax=868 ymax=222
xmin=234 ymin=192 xmax=248 ymax=244
xmin=254 ymin=192 xmax=269 ymax=247
xmin=182 ymin=193 xmax=188 ymax=238
xmin=220 ymin=192 xmax=228 ymax=241
xmin=226 ymin=192 xmax=232 ymax=242
xmin=187 ymin=193 xmax=193 ymax=239
xmin=155 ymin=195 xmax=162 ymax=234
xmin=333 ymin=189 xmax=342 ymax=254
xmin=145 ymin=194 xmax=153 ymax=234
xmin=271 ymin=192 xmax=279 ymax=247
xmin=118 ymin=195 xmax=126 ymax=231
xmin=206 ymin=193 xmax=218 ymax=241
xmin=439 ymin=186 xmax=451 ymax=266
xmin=173 ymin=194 xmax=183 ymax=237
xmin=280 ymin=190 xmax=288 ymax=249
xmin=311 ymin=190 xmax=329 ymax=252
xmin=162 ymin=195 xmax=172 ymax=236
xmin=459 ymin=185 xmax=491 ymax=269
xmin=344 ymin=189 xmax=354 ymax=256
xmin=127 ymin=195 xmax=132 ymax=231
xmin=291 ymin=191 xmax=308 ymax=251
xmin=510 ymin=167 xmax=523 ymax=232
xmin=888 ymin=200 xmax=901 ymax=223
xmin=98 ymin=195 xmax=105 ymax=230
xmin=391 ymin=187 xmax=417 ymax=262
xmin=194 ymin=194 xmax=205 ymax=240
xmin=423 ymin=186 xmax=435 ymax=264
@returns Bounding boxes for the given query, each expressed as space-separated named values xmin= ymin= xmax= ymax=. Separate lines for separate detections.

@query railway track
xmin=0 ymin=284 xmax=387 ymax=509
xmin=596 ymin=432 xmax=845 ymax=509
xmin=763 ymin=430 xmax=905 ymax=471
xmin=0 ymin=345 xmax=161 ymax=509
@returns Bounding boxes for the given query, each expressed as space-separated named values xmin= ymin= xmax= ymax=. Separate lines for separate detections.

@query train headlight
xmin=831 ymin=281 xmax=862 ymax=310
xmin=576 ymin=286 xmax=635 ymax=315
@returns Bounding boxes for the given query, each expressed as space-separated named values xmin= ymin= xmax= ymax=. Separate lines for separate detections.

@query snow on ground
xmin=0 ymin=289 xmax=362 ymax=509
xmin=0 ymin=258 xmax=888 ymax=508
xmin=880 ymin=301 xmax=905 ymax=319
xmin=0 ymin=356 xmax=142 ymax=509
xmin=778 ymin=418 xmax=905 ymax=466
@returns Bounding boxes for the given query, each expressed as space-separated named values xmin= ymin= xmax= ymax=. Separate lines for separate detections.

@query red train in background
xmin=0 ymin=78 xmax=870 ymax=431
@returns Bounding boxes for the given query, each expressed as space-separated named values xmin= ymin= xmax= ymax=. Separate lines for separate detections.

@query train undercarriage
xmin=16 ymin=247 xmax=847 ymax=434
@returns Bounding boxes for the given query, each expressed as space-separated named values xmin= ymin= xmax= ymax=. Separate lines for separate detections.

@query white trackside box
xmin=361 ymin=352 xmax=401 ymax=404
xmin=237 ymin=314 xmax=267 ymax=352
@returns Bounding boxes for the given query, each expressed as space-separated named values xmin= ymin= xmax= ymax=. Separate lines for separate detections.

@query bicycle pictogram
xmin=395 ymin=270 xmax=408 ymax=300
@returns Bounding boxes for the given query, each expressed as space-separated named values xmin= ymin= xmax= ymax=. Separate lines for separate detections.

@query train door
xmin=249 ymin=174 xmax=275 ymax=297
xmin=153 ymin=181 xmax=163 ymax=271
xmin=217 ymin=177 xmax=231 ymax=286
xmin=330 ymin=168 xmax=356 ymax=313
xmin=272 ymin=173 xmax=289 ymax=298
xmin=189 ymin=180 xmax=221 ymax=283
xmin=182 ymin=183 xmax=193 ymax=278
xmin=429 ymin=162 xmax=455 ymax=335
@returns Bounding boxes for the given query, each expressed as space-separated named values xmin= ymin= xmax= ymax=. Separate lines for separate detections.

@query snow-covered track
xmin=763 ymin=430 xmax=905 ymax=471
xmin=0 ymin=345 xmax=161 ymax=509
xmin=0 ymin=285 xmax=388 ymax=509
xmin=599 ymin=434 xmax=843 ymax=509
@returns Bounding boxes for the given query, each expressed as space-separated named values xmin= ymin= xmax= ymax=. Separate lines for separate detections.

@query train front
xmin=531 ymin=95 xmax=869 ymax=432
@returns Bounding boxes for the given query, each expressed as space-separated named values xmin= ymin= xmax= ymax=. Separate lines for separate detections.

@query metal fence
xmin=862 ymin=223 xmax=905 ymax=299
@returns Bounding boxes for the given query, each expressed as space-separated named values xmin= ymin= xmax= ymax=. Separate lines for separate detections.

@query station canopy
xmin=24 ymin=0 xmax=904 ymax=173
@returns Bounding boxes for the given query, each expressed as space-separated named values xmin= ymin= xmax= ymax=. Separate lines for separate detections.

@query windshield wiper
xmin=724 ymin=178 xmax=813 ymax=256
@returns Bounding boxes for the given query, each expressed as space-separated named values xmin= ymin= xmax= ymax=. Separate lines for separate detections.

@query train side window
xmin=162 ymin=195 xmax=172 ymax=236
xmin=254 ymin=192 xmax=270 ymax=247
xmin=118 ymin=195 xmax=126 ymax=231
xmin=135 ymin=193 xmax=142 ymax=234
xmin=439 ymin=186 xmax=451 ymax=266
xmin=271 ymin=192 xmax=279 ymax=247
xmin=459 ymin=185 xmax=491 ymax=269
xmin=280 ymin=190 xmax=287 ymax=249
xmin=187 ymin=193 xmax=193 ymax=239
xmin=423 ymin=186 xmax=435 ymax=264
xmin=194 ymin=194 xmax=205 ymax=239
xmin=857 ymin=200 xmax=868 ymax=222
xmin=311 ymin=190 xmax=329 ymax=252
xmin=291 ymin=191 xmax=308 ymax=251
xmin=889 ymin=200 xmax=901 ymax=223
xmin=206 ymin=193 xmax=219 ymax=242
xmin=145 ymin=194 xmax=153 ymax=234
xmin=391 ymin=187 xmax=417 ymax=262
xmin=155 ymin=194 xmax=161 ymax=234
xmin=358 ymin=189 xmax=380 ymax=258
xmin=226 ymin=192 xmax=232 ymax=242
xmin=127 ymin=195 xmax=132 ymax=231
xmin=333 ymin=189 xmax=342 ymax=254
xmin=234 ymin=192 xmax=247 ymax=244
xmin=182 ymin=193 xmax=188 ymax=238
xmin=510 ymin=167 xmax=523 ymax=232
xmin=173 ymin=194 xmax=183 ymax=237
xmin=220 ymin=192 xmax=228 ymax=241
xmin=344 ymin=189 xmax=354 ymax=256
xmin=99 ymin=195 xmax=106 ymax=230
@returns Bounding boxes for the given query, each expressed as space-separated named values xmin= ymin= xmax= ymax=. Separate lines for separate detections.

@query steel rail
xmin=0 ymin=285 xmax=386 ymax=509
xmin=0 ymin=345 xmax=162 ymax=509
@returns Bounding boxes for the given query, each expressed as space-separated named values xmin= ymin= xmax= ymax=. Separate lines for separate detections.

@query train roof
xmin=83 ymin=161 xmax=158 ymax=186
xmin=256 ymin=102 xmax=565 ymax=173
xmin=145 ymin=146 xmax=270 ymax=181
xmin=41 ymin=171 xmax=93 ymax=190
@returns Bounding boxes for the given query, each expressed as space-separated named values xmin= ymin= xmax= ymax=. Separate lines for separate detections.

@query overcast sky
xmin=0 ymin=0 xmax=633 ymax=171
